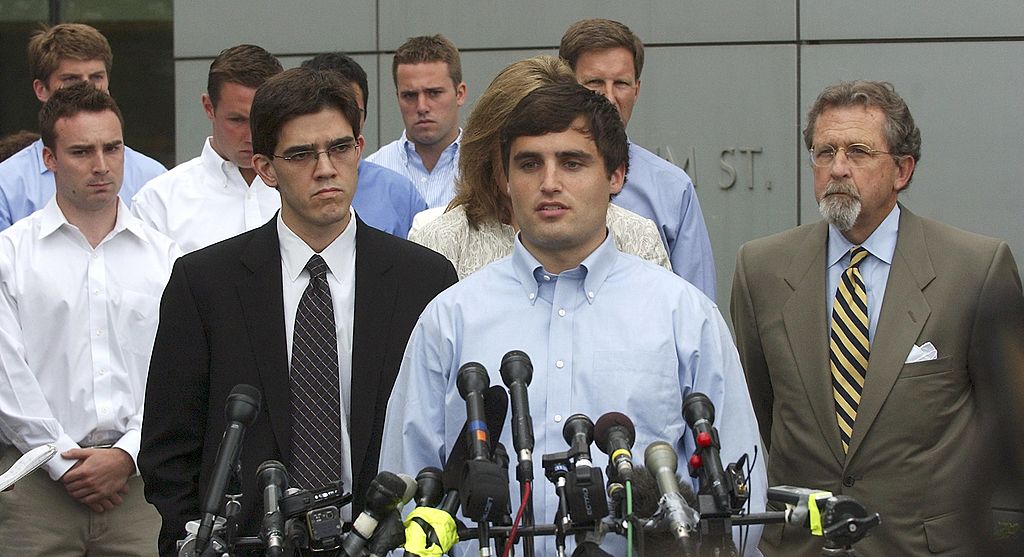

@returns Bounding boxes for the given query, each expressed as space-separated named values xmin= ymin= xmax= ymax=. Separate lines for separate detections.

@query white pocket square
xmin=905 ymin=342 xmax=938 ymax=363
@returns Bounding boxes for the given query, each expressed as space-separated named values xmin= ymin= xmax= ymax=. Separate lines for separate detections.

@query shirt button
xmin=93 ymin=289 xmax=101 ymax=295
xmin=98 ymin=368 xmax=106 ymax=375
xmin=92 ymin=253 xmax=99 ymax=260
xmin=558 ymin=308 xmax=566 ymax=317
xmin=543 ymin=275 xmax=551 ymax=282
xmin=842 ymin=476 xmax=856 ymax=487
xmin=587 ymin=291 xmax=595 ymax=299
xmin=95 ymin=329 xmax=103 ymax=337
xmin=555 ymin=360 xmax=564 ymax=369
xmin=528 ymin=293 xmax=536 ymax=300
xmin=554 ymin=414 xmax=562 ymax=423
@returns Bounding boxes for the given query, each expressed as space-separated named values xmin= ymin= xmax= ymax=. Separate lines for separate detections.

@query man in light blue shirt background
xmin=302 ymin=52 xmax=428 ymax=238
xmin=367 ymin=34 xmax=466 ymax=209
xmin=381 ymin=83 xmax=765 ymax=556
xmin=0 ymin=23 xmax=166 ymax=232
xmin=560 ymin=19 xmax=717 ymax=300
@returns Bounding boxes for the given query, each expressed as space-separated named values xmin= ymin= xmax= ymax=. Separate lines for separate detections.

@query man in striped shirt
xmin=367 ymin=34 xmax=466 ymax=209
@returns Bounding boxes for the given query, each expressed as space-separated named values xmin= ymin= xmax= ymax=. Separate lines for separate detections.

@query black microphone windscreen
xmin=499 ymin=350 xmax=534 ymax=386
xmin=256 ymin=459 xmax=288 ymax=490
xmin=226 ymin=383 xmax=262 ymax=425
xmin=594 ymin=412 xmax=636 ymax=453
xmin=682 ymin=391 xmax=715 ymax=427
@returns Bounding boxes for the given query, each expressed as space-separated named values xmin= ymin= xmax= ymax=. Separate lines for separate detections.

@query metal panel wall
xmin=171 ymin=0 xmax=1024 ymax=308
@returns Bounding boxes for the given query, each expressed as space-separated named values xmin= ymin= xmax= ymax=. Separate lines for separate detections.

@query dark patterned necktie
xmin=830 ymin=247 xmax=870 ymax=453
xmin=289 ymin=254 xmax=341 ymax=488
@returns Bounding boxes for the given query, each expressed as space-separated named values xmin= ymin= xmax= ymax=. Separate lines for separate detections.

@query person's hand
xmin=60 ymin=447 xmax=134 ymax=512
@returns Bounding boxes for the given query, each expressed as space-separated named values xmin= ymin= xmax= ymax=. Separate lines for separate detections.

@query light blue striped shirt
xmin=366 ymin=129 xmax=461 ymax=209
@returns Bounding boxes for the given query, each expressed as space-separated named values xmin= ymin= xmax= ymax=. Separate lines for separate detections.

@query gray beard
xmin=818 ymin=182 xmax=861 ymax=231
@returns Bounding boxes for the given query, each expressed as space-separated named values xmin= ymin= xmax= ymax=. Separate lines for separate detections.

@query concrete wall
xmin=173 ymin=0 xmax=1024 ymax=309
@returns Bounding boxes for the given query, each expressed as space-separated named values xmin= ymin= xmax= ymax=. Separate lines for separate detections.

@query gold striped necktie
xmin=831 ymin=246 xmax=870 ymax=453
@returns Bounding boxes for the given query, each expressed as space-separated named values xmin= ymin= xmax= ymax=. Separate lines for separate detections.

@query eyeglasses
xmin=809 ymin=143 xmax=897 ymax=168
xmin=272 ymin=142 xmax=358 ymax=166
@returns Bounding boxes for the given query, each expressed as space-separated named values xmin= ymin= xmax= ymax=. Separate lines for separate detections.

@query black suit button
xmin=843 ymin=475 xmax=856 ymax=487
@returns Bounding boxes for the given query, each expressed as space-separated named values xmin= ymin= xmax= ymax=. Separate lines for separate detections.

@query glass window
xmin=0 ymin=0 xmax=174 ymax=167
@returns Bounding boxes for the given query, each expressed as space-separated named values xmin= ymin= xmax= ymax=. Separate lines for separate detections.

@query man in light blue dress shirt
xmin=0 ymin=23 xmax=166 ymax=233
xmin=302 ymin=53 xmax=428 ymax=238
xmin=560 ymin=19 xmax=717 ymax=300
xmin=367 ymin=35 xmax=466 ymax=209
xmin=381 ymin=83 xmax=765 ymax=556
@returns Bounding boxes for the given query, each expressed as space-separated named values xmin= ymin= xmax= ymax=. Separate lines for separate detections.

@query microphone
xmin=499 ymin=350 xmax=535 ymax=481
xmin=257 ymin=460 xmax=289 ymax=557
xmin=561 ymin=414 xmax=609 ymax=525
xmin=457 ymin=362 xmax=492 ymax=462
xmin=645 ymin=441 xmax=699 ymax=550
xmin=340 ymin=471 xmax=416 ymax=557
xmin=594 ymin=412 xmax=636 ymax=482
xmin=682 ymin=392 xmax=731 ymax=511
xmin=196 ymin=384 xmax=261 ymax=552
xmin=459 ymin=384 xmax=511 ymax=522
xmin=415 ymin=466 xmax=444 ymax=508
xmin=441 ymin=385 xmax=509 ymax=515
xmin=562 ymin=414 xmax=596 ymax=468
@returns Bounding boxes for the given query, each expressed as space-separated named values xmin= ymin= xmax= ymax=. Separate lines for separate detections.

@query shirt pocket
xmin=588 ymin=350 xmax=680 ymax=437
xmin=115 ymin=289 xmax=161 ymax=360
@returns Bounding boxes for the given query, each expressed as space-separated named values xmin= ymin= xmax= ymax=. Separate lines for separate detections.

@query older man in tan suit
xmin=731 ymin=80 xmax=1024 ymax=556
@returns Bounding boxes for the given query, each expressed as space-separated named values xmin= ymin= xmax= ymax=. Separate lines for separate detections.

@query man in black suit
xmin=139 ymin=67 xmax=457 ymax=555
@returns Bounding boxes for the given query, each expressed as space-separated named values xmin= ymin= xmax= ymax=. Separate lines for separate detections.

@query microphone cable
xmin=625 ymin=478 xmax=634 ymax=557
xmin=501 ymin=480 xmax=532 ymax=557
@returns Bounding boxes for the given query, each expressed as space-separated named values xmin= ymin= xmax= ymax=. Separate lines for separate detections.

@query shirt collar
xmin=200 ymin=137 xmax=254 ymax=187
xmin=277 ymin=209 xmax=357 ymax=284
xmin=30 ymin=139 xmax=48 ymax=176
xmin=37 ymin=196 xmax=148 ymax=243
xmin=400 ymin=128 xmax=463 ymax=162
xmin=510 ymin=230 xmax=617 ymax=306
xmin=827 ymin=203 xmax=900 ymax=267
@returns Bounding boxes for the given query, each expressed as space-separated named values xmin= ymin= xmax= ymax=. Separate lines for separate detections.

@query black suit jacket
xmin=139 ymin=217 xmax=457 ymax=555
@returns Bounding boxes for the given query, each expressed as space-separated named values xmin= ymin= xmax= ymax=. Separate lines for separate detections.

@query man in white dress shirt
xmin=131 ymin=44 xmax=283 ymax=253
xmin=0 ymin=83 xmax=180 ymax=555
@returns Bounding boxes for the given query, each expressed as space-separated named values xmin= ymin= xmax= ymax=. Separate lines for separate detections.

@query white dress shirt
xmin=277 ymin=211 xmax=356 ymax=515
xmin=0 ymin=198 xmax=180 ymax=480
xmin=131 ymin=138 xmax=280 ymax=253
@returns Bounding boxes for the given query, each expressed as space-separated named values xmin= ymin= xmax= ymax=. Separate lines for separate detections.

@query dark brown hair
xmin=501 ymin=83 xmax=629 ymax=180
xmin=250 ymin=68 xmax=361 ymax=157
xmin=207 ymin=44 xmax=283 ymax=108
xmin=391 ymin=34 xmax=462 ymax=86
xmin=559 ymin=19 xmax=645 ymax=79
xmin=39 ymin=82 xmax=123 ymax=149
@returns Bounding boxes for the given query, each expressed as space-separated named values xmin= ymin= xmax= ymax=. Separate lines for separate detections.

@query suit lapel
xmin=236 ymin=219 xmax=290 ymax=460
xmin=350 ymin=219 xmax=397 ymax=481
xmin=781 ymin=222 xmax=847 ymax=465
xmin=846 ymin=206 xmax=934 ymax=461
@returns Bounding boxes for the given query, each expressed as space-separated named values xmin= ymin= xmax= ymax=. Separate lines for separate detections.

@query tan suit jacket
xmin=731 ymin=205 xmax=1023 ymax=556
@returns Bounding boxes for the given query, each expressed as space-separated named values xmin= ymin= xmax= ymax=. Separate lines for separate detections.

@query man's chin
xmin=819 ymin=198 xmax=860 ymax=231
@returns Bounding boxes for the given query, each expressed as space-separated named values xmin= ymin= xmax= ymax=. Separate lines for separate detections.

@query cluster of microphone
xmin=188 ymin=351 xmax=878 ymax=556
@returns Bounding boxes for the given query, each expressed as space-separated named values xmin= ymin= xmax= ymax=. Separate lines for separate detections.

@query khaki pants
xmin=0 ymin=446 xmax=161 ymax=556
